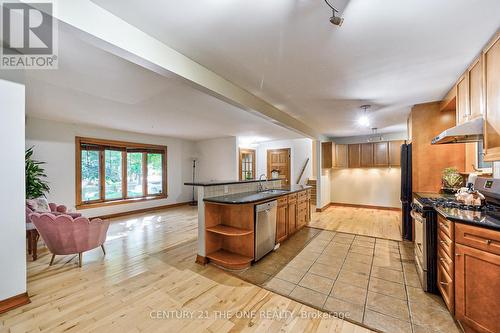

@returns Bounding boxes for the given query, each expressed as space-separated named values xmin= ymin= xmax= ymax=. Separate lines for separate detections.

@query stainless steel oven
xmin=411 ymin=200 xmax=427 ymax=290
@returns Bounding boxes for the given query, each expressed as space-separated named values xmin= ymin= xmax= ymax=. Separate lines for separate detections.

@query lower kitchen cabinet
xmin=276 ymin=190 xmax=311 ymax=244
xmin=454 ymin=223 xmax=500 ymax=333
xmin=455 ymin=244 xmax=500 ymax=333
xmin=276 ymin=197 xmax=288 ymax=243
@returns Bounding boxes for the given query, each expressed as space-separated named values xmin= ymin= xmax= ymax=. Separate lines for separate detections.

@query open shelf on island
xmin=206 ymin=224 xmax=253 ymax=236
xmin=206 ymin=249 xmax=253 ymax=269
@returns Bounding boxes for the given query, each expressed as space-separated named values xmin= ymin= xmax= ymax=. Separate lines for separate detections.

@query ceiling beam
xmin=31 ymin=0 xmax=321 ymax=139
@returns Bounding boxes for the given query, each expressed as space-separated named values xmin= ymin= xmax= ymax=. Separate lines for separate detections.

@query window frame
xmin=76 ymin=137 xmax=167 ymax=209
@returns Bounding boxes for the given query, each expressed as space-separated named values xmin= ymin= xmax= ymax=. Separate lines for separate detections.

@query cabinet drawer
xmin=438 ymin=245 xmax=454 ymax=276
xmin=277 ymin=196 xmax=288 ymax=206
xmin=438 ymin=214 xmax=454 ymax=239
xmin=437 ymin=260 xmax=454 ymax=313
xmin=455 ymin=223 xmax=500 ymax=256
xmin=306 ymin=189 xmax=311 ymax=199
xmin=288 ymin=193 xmax=297 ymax=202
xmin=438 ymin=227 xmax=454 ymax=258
xmin=298 ymin=191 xmax=307 ymax=199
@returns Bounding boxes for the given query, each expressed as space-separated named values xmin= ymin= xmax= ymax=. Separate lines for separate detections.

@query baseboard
xmin=95 ymin=201 xmax=191 ymax=220
xmin=330 ymin=202 xmax=402 ymax=211
xmin=0 ymin=292 xmax=30 ymax=314
xmin=195 ymin=255 xmax=207 ymax=265
xmin=315 ymin=203 xmax=333 ymax=212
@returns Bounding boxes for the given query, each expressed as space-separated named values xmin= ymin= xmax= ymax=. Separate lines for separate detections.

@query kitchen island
xmin=186 ymin=179 xmax=311 ymax=269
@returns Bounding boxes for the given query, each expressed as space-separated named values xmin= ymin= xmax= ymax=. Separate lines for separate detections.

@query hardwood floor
xmin=308 ymin=206 xmax=402 ymax=241
xmin=1 ymin=206 xmax=372 ymax=333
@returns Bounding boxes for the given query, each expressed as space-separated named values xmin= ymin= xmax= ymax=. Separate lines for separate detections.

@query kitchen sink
xmin=259 ymin=189 xmax=288 ymax=194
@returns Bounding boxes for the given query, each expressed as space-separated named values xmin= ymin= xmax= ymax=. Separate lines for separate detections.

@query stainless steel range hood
xmin=431 ymin=117 xmax=483 ymax=145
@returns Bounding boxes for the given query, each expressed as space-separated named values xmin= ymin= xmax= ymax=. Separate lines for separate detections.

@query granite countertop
xmin=204 ymin=185 xmax=311 ymax=204
xmin=185 ymin=178 xmax=281 ymax=187
xmin=434 ymin=206 xmax=500 ymax=231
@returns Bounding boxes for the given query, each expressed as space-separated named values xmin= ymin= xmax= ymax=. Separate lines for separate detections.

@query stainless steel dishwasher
xmin=255 ymin=200 xmax=277 ymax=261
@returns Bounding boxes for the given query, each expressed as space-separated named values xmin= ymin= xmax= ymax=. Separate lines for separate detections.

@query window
xmin=239 ymin=148 xmax=256 ymax=180
xmin=76 ymin=137 xmax=167 ymax=208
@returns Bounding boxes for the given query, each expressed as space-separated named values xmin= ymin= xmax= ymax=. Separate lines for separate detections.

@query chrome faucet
xmin=257 ymin=174 xmax=267 ymax=192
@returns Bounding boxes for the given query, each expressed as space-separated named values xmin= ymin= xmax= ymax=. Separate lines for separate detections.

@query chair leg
xmin=101 ymin=244 xmax=106 ymax=256
xmin=78 ymin=253 xmax=82 ymax=267
xmin=32 ymin=232 xmax=39 ymax=261
xmin=49 ymin=254 xmax=55 ymax=266
xmin=27 ymin=231 xmax=32 ymax=254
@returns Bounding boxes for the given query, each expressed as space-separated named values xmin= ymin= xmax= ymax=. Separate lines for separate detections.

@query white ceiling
xmin=0 ymin=27 xmax=301 ymax=142
xmin=91 ymin=0 xmax=500 ymax=137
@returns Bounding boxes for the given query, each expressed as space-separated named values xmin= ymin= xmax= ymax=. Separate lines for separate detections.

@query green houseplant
xmin=25 ymin=147 xmax=50 ymax=199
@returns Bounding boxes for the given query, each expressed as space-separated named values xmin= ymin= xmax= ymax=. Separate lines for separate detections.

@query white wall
xmin=331 ymin=168 xmax=402 ymax=208
xmin=0 ymin=79 xmax=26 ymax=301
xmin=255 ymin=138 xmax=313 ymax=185
xmin=25 ymin=117 xmax=196 ymax=217
xmin=195 ymin=137 xmax=238 ymax=181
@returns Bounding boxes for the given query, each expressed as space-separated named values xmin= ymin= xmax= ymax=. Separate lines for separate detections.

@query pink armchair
xmin=26 ymin=203 xmax=82 ymax=261
xmin=29 ymin=213 xmax=110 ymax=267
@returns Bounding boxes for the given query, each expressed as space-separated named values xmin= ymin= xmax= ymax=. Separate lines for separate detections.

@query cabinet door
xmin=484 ymin=34 xmax=500 ymax=161
xmin=469 ymin=57 xmax=483 ymax=120
xmin=455 ymin=244 xmax=500 ymax=333
xmin=373 ymin=142 xmax=389 ymax=166
xmin=335 ymin=144 xmax=348 ymax=168
xmin=287 ymin=200 xmax=297 ymax=235
xmin=361 ymin=143 xmax=374 ymax=167
xmin=456 ymin=74 xmax=469 ymax=125
xmin=276 ymin=203 xmax=288 ymax=243
xmin=389 ymin=140 xmax=404 ymax=166
xmin=348 ymin=144 xmax=361 ymax=168
xmin=321 ymin=142 xmax=333 ymax=168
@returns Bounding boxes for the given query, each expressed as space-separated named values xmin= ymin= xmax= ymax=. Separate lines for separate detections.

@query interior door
xmin=267 ymin=148 xmax=291 ymax=185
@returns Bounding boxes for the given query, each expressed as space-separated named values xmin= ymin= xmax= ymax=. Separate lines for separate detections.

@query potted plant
xmin=25 ymin=147 xmax=50 ymax=199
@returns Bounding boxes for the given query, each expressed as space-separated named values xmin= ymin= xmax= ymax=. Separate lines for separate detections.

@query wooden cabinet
xmin=321 ymin=142 xmax=334 ymax=168
xmin=456 ymin=74 xmax=469 ymax=125
xmin=373 ymin=142 xmax=389 ymax=166
xmin=455 ymin=243 xmax=500 ymax=333
xmin=389 ymin=140 xmax=403 ymax=166
xmin=361 ymin=143 xmax=374 ymax=167
xmin=334 ymin=144 xmax=348 ymax=168
xmin=276 ymin=197 xmax=288 ymax=243
xmin=348 ymin=144 xmax=361 ymax=168
xmin=437 ymin=216 xmax=455 ymax=313
xmin=468 ymin=57 xmax=483 ymax=120
xmin=287 ymin=193 xmax=297 ymax=235
xmin=483 ymin=33 xmax=500 ymax=162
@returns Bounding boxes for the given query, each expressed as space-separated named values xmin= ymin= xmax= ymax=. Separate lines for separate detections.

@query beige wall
xmin=331 ymin=168 xmax=401 ymax=208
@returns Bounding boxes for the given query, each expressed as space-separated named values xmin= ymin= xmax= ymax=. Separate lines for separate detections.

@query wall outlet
xmin=224 ymin=185 xmax=229 ymax=194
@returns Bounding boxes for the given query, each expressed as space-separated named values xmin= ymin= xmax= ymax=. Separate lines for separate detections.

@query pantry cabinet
xmin=483 ymin=33 xmax=500 ymax=162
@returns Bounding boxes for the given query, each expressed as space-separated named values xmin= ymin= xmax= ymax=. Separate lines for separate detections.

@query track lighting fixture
xmin=324 ymin=0 xmax=344 ymax=26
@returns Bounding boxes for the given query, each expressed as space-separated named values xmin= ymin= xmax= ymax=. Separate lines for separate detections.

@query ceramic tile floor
xmin=252 ymin=229 xmax=461 ymax=333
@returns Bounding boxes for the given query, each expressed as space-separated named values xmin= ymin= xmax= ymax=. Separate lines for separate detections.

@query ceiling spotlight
xmin=324 ymin=0 xmax=344 ymax=26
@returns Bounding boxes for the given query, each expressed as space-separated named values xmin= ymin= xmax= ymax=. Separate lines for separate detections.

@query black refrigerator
xmin=400 ymin=143 xmax=412 ymax=241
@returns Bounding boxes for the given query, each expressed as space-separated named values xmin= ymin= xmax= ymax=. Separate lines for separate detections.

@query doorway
xmin=267 ymin=148 xmax=291 ymax=185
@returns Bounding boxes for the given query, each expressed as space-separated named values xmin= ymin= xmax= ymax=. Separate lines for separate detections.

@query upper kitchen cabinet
xmin=389 ymin=140 xmax=404 ymax=166
xmin=348 ymin=144 xmax=361 ymax=168
xmin=361 ymin=143 xmax=374 ymax=167
xmin=373 ymin=142 xmax=389 ymax=166
xmin=468 ymin=57 xmax=483 ymax=120
xmin=456 ymin=73 xmax=469 ymax=125
xmin=483 ymin=33 xmax=500 ymax=161
xmin=334 ymin=144 xmax=348 ymax=168
xmin=321 ymin=142 xmax=334 ymax=168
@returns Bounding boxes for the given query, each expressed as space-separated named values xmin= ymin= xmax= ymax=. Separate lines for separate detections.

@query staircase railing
xmin=296 ymin=158 xmax=310 ymax=184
